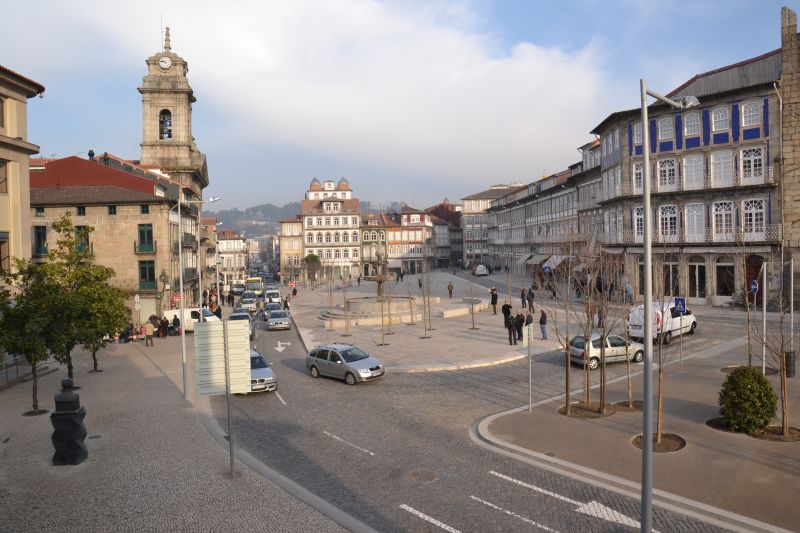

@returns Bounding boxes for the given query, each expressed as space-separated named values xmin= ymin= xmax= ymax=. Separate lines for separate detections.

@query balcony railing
xmin=182 ymin=233 xmax=197 ymax=249
xmin=616 ymin=166 xmax=774 ymax=197
xmin=33 ymin=245 xmax=48 ymax=257
xmin=183 ymin=268 xmax=199 ymax=281
xmin=134 ymin=241 xmax=157 ymax=254
xmin=617 ymin=224 xmax=782 ymax=245
xmin=139 ymin=280 xmax=157 ymax=291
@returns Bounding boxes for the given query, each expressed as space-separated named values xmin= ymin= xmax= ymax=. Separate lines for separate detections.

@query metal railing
xmin=134 ymin=241 xmax=157 ymax=254
xmin=616 ymin=165 xmax=774 ymax=197
xmin=618 ymin=224 xmax=782 ymax=245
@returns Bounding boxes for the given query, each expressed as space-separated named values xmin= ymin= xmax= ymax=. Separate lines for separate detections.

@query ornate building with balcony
xmin=279 ymin=216 xmax=303 ymax=283
xmin=461 ymin=184 xmax=521 ymax=268
xmin=300 ymin=177 xmax=361 ymax=281
xmin=593 ymin=42 xmax=784 ymax=306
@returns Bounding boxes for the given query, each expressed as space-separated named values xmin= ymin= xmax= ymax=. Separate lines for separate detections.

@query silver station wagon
xmin=306 ymin=344 xmax=385 ymax=385
xmin=266 ymin=310 xmax=291 ymax=330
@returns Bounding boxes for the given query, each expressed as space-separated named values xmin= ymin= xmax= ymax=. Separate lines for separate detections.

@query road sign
xmin=288 ymin=280 xmax=295 ymax=288
xmin=750 ymin=279 xmax=759 ymax=294
xmin=674 ymin=296 xmax=686 ymax=315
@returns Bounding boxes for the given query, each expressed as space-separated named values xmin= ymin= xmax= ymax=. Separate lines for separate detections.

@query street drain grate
xmin=88 ymin=435 xmax=102 ymax=440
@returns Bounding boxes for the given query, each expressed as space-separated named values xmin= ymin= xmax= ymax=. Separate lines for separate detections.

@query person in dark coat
xmin=501 ymin=299 xmax=512 ymax=325
xmin=505 ymin=307 xmax=517 ymax=345
xmin=490 ymin=288 xmax=499 ymax=315
xmin=539 ymin=309 xmax=548 ymax=340
xmin=525 ymin=310 xmax=534 ymax=326
xmin=172 ymin=314 xmax=181 ymax=335
xmin=515 ymin=310 xmax=525 ymax=342
xmin=520 ymin=288 xmax=527 ymax=309
xmin=527 ymin=286 xmax=535 ymax=310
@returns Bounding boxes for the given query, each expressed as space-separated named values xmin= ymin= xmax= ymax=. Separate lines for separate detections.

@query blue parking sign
xmin=674 ymin=296 xmax=686 ymax=315
xmin=750 ymin=279 xmax=759 ymax=294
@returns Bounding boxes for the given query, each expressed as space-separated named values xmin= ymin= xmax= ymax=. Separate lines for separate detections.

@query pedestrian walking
xmin=539 ymin=309 xmax=548 ymax=340
xmin=283 ymin=294 xmax=291 ymax=310
xmin=144 ymin=321 xmax=154 ymax=346
xmin=520 ymin=288 xmax=527 ymax=309
xmin=212 ymin=302 xmax=222 ymax=320
xmin=418 ymin=277 xmax=423 ymax=290
xmin=172 ymin=314 xmax=181 ymax=335
xmin=447 ymin=281 xmax=454 ymax=299
xmin=515 ymin=310 xmax=525 ymax=342
xmin=501 ymin=299 xmax=512 ymax=324
xmin=160 ymin=317 xmax=169 ymax=338
xmin=527 ymin=286 xmax=534 ymax=311
xmin=490 ymin=288 xmax=499 ymax=315
xmin=357 ymin=275 xmax=361 ymax=286
xmin=292 ymin=286 xmax=298 ymax=298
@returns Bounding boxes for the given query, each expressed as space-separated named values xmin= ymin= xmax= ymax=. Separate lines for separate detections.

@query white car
xmin=569 ymin=332 xmax=644 ymax=370
xmin=239 ymin=291 xmax=258 ymax=313
xmin=474 ymin=265 xmax=489 ymax=276
xmin=628 ymin=302 xmax=697 ymax=345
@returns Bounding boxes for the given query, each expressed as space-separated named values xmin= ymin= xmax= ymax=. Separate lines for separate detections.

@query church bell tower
xmin=139 ymin=27 xmax=208 ymax=195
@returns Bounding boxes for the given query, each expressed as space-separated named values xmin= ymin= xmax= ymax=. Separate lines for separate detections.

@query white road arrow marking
xmin=399 ymin=504 xmax=462 ymax=533
xmin=470 ymin=496 xmax=559 ymax=532
xmin=323 ymin=430 xmax=375 ymax=456
xmin=273 ymin=341 xmax=292 ymax=352
xmin=489 ymin=471 xmax=656 ymax=531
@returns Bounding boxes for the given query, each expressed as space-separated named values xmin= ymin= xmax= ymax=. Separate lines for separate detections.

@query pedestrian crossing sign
xmin=674 ymin=297 xmax=686 ymax=315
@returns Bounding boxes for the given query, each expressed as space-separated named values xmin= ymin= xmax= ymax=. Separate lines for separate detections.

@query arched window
xmin=333 ymin=232 xmax=340 ymax=243
xmin=363 ymin=231 xmax=369 ymax=241
xmin=379 ymin=231 xmax=385 ymax=241
xmin=370 ymin=231 xmax=378 ymax=241
xmin=716 ymin=256 xmax=735 ymax=296
xmin=316 ymin=232 xmax=323 ymax=243
xmin=159 ymin=110 xmax=173 ymax=140
xmin=342 ymin=232 xmax=349 ymax=243
xmin=306 ymin=233 xmax=313 ymax=244
xmin=325 ymin=232 xmax=332 ymax=243
xmin=352 ymin=231 xmax=359 ymax=243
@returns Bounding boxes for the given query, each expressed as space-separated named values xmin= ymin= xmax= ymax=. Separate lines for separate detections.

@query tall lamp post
xmin=172 ymin=194 xmax=220 ymax=401
xmin=214 ymin=221 xmax=223 ymax=305
xmin=639 ymin=80 xmax=698 ymax=531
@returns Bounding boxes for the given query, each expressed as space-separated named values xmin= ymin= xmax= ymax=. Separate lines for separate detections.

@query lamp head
xmin=678 ymin=95 xmax=700 ymax=109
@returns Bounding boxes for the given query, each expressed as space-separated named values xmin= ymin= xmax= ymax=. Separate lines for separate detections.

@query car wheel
xmin=588 ymin=357 xmax=599 ymax=371
xmin=633 ymin=350 xmax=644 ymax=363
xmin=689 ymin=322 xmax=697 ymax=335
xmin=663 ymin=331 xmax=672 ymax=345
xmin=310 ymin=366 xmax=320 ymax=378
xmin=345 ymin=372 xmax=357 ymax=385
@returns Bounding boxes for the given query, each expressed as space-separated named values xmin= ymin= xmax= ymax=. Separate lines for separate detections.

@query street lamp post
xmin=639 ymin=79 xmax=698 ymax=532
xmin=172 ymin=194 xmax=220 ymax=401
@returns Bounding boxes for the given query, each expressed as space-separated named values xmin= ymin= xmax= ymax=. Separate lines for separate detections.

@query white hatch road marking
xmin=275 ymin=391 xmax=287 ymax=406
xmin=399 ymin=504 xmax=462 ymax=533
xmin=470 ymin=496 xmax=559 ymax=532
xmin=274 ymin=341 xmax=292 ymax=352
xmin=489 ymin=471 xmax=655 ymax=531
xmin=322 ymin=430 xmax=375 ymax=456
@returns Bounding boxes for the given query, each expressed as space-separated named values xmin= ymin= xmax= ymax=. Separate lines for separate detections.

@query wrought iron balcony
xmin=616 ymin=166 xmax=775 ymax=197
xmin=134 ymin=241 xmax=157 ymax=254
xmin=618 ymin=224 xmax=782 ymax=245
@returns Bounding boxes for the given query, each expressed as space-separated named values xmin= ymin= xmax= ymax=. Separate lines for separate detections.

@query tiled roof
xmin=336 ymin=177 xmax=352 ymax=191
xmin=30 ymin=186 xmax=167 ymax=206
xmin=31 ymin=156 xmax=162 ymax=196
xmin=300 ymin=198 xmax=360 ymax=214
xmin=308 ymin=178 xmax=322 ymax=191
xmin=0 ymin=65 xmax=45 ymax=96
xmin=218 ymin=230 xmax=243 ymax=240
xmin=462 ymin=185 xmax=520 ymax=201
xmin=280 ymin=216 xmax=302 ymax=223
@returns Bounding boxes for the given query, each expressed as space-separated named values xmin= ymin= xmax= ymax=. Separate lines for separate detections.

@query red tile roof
xmin=300 ymin=198 xmax=360 ymax=214
xmin=0 ymin=65 xmax=45 ymax=96
xmin=30 ymin=156 xmax=158 ymax=195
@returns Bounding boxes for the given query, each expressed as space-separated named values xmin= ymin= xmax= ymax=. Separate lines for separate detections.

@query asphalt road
xmin=210 ymin=313 xmax=740 ymax=532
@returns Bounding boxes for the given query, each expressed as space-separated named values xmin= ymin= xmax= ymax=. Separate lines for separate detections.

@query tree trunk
xmin=67 ymin=353 xmax=74 ymax=380
xmin=657 ymin=348 xmax=664 ymax=444
xmin=31 ymin=364 xmax=39 ymax=412
xmin=92 ymin=349 xmax=99 ymax=372
xmin=781 ymin=358 xmax=789 ymax=436
xmin=599 ymin=340 xmax=606 ymax=415
xmin=625 ymin=325 xmax=633 ymax=408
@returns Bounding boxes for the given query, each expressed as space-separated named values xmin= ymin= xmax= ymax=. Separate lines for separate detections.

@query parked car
xmin=228 ymin=310 xmax=256 ymax=340
xmin=266 ymin=310 xmax=291 ymax=330
xmin=569 ymin=332 xmax=644 ymax=370
xmin=250 ymin=348 xmax=277 ymax=393
xmin=239 ymin=291 xmax=258 ymax=313
xmin=628 ymin=301 xmax=697 ymax=345
xmin=162 ymin=307 xmax=219 ymax=333
xmin=473 ymin=264 xmax=489 ymax=276
xmin=306 ymin=343 xmax=385 ymax=385
xmin=264 ymin=289 xmax=282 ymax=304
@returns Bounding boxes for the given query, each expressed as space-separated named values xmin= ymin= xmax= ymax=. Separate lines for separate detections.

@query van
xmin=474 ymin=265 xmax=489 ymax=277
xmin=163 ymin=307 xmax=220 ymax=332
xmin=627 ymin=302 xmax=697 ymax=345
xmin=246 ymin=276 xmax=264 ymax=297
xmin=264 ymin=289 xmax=282 ymax=304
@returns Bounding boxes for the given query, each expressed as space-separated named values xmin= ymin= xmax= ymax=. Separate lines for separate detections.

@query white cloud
xmin=8 ymin=0 xmax=614 ymax=195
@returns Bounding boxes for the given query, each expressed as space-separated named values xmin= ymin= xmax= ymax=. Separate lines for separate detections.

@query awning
xmin=543 ymin=255 xmax=566 ymax=270
xmin=602 ymin=248 xmax=625 ymax=255
xmin=515 ymin=254 xmax=532 ymax=265
xmin=388 ymin=259 xmax=402 ymax=268
xmin=526 ymin=254 xmax=550 ymax=265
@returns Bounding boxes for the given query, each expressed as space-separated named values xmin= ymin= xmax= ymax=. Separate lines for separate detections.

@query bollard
xmin=50 ymin=378 xmax=88 ymax=465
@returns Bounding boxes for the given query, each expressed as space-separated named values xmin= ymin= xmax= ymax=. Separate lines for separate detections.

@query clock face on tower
xmin=158 ymin=56 xmax=172 ymax=69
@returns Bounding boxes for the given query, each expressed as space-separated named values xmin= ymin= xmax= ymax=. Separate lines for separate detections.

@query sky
xmin=6 ymin=0 xmax=799 ymax=211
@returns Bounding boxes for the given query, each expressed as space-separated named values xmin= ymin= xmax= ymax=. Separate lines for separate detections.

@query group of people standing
xmin=494 ymin=287 xmax=548 ymax=345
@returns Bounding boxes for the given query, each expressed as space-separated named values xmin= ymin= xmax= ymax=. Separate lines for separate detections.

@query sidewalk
xmin=0 ymin=337 xmax=347 ymax=533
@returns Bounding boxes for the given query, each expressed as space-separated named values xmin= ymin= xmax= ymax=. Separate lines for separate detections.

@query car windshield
xmin=229 ymin=314 xmax=249 ymax=321
xmin=270 ymin=311 xmax=288 ymax=319
xmin=246 ymin=281 xmax=261 ymax=290
xmin=250 ymin=355 xmax=269 ymax=369
xmin=569 ymin=336 xmax=585 ymax=349
xmin=340 ymin=347 xmax=370 ymax=362
xmin=266 ymin=304 xmax=281 ymax=310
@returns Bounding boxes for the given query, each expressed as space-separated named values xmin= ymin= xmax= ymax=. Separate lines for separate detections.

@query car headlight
xmin=266 ymin=376 xmax=276 ymax=381
xmin=358 ymin=368 xmax=372 ymax=375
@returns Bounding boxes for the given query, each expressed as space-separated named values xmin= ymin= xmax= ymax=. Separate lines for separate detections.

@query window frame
xmin=742 ymin=101 xmax=761 ymax=128
xmin=140 ymin=204 xmax=150 ymax=215
xmin=77 ymin=206 xmax=86 ymax=217
xmin=0 ymin=160 xmax=6 ymax=194
xmin=633 ymin=122 xmax=642 ymax=145
xmin=712 ymin=107 xmax=730 ymax=132
xmin=108 ymin=205 xmax=117 ymax=216
xmin=657 ymin=117 xmax=674 ymax=141
xmin=684 ymin=112 xmax=700 ymax=136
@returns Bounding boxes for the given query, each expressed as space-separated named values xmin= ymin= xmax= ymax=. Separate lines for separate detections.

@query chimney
xmin=87 ymin=150 xmax=95 ymax=161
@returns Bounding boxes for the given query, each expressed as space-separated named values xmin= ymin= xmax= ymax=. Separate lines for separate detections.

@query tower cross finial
xmin=164 ymin=26 xmax=171 ymax=52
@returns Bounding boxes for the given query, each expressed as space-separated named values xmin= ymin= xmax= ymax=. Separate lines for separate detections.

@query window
xmin=712 ymin=107 xmax=729 ymax=131
xmin=741 ymin=147 xmax=764 ymax=182
xmin=713 ymin=201 xmax=735 ymax=241
xmin=663 ymin=255 xmax=679 ymax=296
xmin=138 ymin=224 xmax=154 ymax=252
xmin=716 ymin=256 xmax=735 ymax=296
xmin=410 ymin=214 xmax=420 ymax=223
xmin=352 ymin=248 xmax=359 ymax=259
xmin=379 ymin=232 xmax=385 ymax=241
xmin=324 ymin=217 xmax=330 ymax=226
xmin=613 ymin=128 xmax=620 ymax=150
xmin=352 ymin=231 xmax=359 ymax=243
xmin=685 ymin=203 xmax=705 ymax=242
xmin=75 ymin=226 xmax=90 ymax=252
xmin=333 ymin=217 xmax=339 ymax=225
xmin=33 ymin=226 xmax=47 ymax=256
xmin=351 ymin=217 xmax=358 ymax=225
xmin=711 ymin=150 xmax=733 ymax=187
xmin=742 ymin=102 xmax=761 ymax=127
xmin=108 ymin=205 xmax=117 ymax=216
xmin=325 ymin=233 xmax=331 ymax=243
xmin=334 ymin=249 xmax=341 ymax=259
xmin=658 ymin=205 xmax=678 ymax=239
xmin=632 ymin=162 xmax=643 ymax=192
xmin=684 ymin=112 xmax=700 ymax=136
xmin=363 ymin=231 xmax=369 ymax=241
xmin=0 ymin=160 xmax=6 ymax=194
xmin=140 ymin=204 xmax=150 ymax=214
xmin=370 ymin=231 xmax=378 ymax=241
xmin=307 ymin=233 xmax=313 ymax=244
xmin=139 ymin=260 xmax=156 ymax=290
xmin=657 ymin=117 xmax=673 ymax=140
xmin=324 ymin=249 xmax=332 ymax=259
xmin=633 ymin=122 xmax=642 ymax=145
xmin=306 ymin=217 xmax=313 ymax=227
xmin=343 ymin=249 xmax=349 ymax=258
xmin=342 ymin=232 xmax=349 ymax=243
xmin=657 ymin=159 xmax=677 ymax=189
xmin=634 ymin=207 xmax=644 ymax=239
xmin=683 ymin=154 xmax=704 ymax=190
xmin=743 ymin=199 xmax=765 ymax=237
xmin=75 ymin=206 xmax=85 ymax=217
xmin=0 ymin=234 xmax=9 ymax=271
xmin=316 ymin=218 xmax=322 ymax=226
xmin=35 ymin=207 xmax=44 ymax=217
xmin=333 ymin=232 xmax=340 ymax=243
xmin=159 ymin=109 xmax=173 ymax=139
